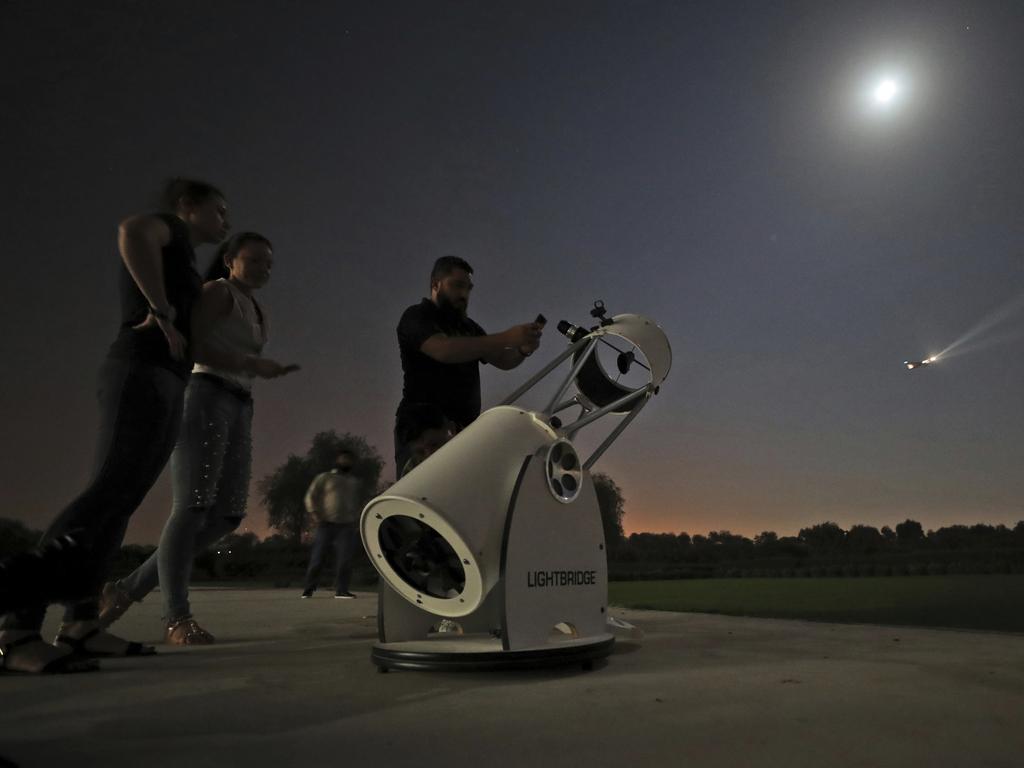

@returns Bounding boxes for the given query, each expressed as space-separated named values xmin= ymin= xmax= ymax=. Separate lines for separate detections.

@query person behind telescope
xmin=300 ymin=450 xmax=364 ymax=599
xmin=0 ymin=178 xmax=228 ymax=673
xmin=394 ymin=255 xmax=542 ymax=478
xmin=395 ymin=402 xmax=455 ymax=478
xmin=98 ymin=232 xmax=299 ymax=644
xmin=391 ymin=402 xmax=461 ymax=633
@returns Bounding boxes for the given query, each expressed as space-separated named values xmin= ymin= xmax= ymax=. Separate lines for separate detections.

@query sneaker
xmin=334 ymin=591 xmax=356 ymax=599
xmin=301 ymin=589 xmax=315 ymax=599
xmin=436 ymin=619 xmax=463 ymax=634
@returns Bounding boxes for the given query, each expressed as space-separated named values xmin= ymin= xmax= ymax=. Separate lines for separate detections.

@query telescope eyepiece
xmin=557 ymin=320 xmax=587 ymax=342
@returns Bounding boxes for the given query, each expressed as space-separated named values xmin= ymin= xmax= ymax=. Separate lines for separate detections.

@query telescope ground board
xmin=371 ymin=633 xmax=615 ymax=672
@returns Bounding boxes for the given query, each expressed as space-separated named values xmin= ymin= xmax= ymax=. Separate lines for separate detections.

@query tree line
xmin=607 ymin=519 xmax=1024 ymax=579
xmin=4 ymin=512 xmax=1021 ymax=585
xmin=2 ymin=427 xmax=1021 ymax=583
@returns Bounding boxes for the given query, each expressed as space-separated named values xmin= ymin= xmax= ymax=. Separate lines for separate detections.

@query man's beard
xmin=436 ymin=290 xmax=467 ymax=319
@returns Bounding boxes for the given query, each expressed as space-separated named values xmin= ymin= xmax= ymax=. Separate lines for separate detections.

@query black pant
xmin=394 ymin=423 xmax=413 ymax=481
xmin=3 ymin=358 xmax=185 ymax=631
xmin=303 ymin=523 xmax=359 ymax=593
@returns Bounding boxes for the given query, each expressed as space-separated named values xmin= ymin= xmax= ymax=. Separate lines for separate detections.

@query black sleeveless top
xmin=107 ymin=213 xmax=202 ymax=379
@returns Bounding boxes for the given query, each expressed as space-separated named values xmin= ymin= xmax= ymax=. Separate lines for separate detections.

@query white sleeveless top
xmin=193 ymin=278 xmax=267 ymax=392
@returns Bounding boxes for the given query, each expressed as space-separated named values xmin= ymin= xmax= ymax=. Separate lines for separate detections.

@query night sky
xmin=3 ymin=1 xmax=1022 ymax=544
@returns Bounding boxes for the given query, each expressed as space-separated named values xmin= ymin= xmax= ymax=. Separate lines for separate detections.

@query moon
xmin=872 ymin=78 xmax=899 ymax=105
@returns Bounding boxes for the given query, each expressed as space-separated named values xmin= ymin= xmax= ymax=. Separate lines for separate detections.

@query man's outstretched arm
xmin=420 ymin=322 xmax=542 ymax=367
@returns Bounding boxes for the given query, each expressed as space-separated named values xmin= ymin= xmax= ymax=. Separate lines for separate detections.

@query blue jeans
xmin=2 ymin=358 xmax=185 ymax=631
xmin=303 ymin=523 xmax=359 ymax=593
xmin=118 ymin=374 xmax=253 ymax=621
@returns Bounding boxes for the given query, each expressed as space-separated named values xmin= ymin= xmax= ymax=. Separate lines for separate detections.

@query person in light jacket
xmin=301 ymin=450 xmax=363 ymax=599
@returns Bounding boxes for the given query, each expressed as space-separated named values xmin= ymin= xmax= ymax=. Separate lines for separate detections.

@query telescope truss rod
xmin=499 ymin=336 xmax=593 ymax=407
xmin=582 ymin=393 xmax=651 ymax=471
xmin=564 ymin=385 xmax=651 ymax=439
xmin=551 ymin=396 xmax=582 ymax=415
xmin=544 ymin=337 xmax=600 ymax=415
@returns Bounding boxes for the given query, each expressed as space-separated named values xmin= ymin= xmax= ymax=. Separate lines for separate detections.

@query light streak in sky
xmin=935 ymin=291 xmax=1024 ymax=360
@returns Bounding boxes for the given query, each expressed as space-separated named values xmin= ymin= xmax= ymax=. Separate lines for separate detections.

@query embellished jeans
xmin=118 ymin=374 xmax=253 ymax=622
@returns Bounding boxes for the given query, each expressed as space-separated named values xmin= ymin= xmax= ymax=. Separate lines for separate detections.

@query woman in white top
xmin=101 ymin=232 xmax=298 ymax=644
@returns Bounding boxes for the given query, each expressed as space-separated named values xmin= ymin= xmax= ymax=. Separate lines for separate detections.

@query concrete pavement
xmin=1 ymin=588 xmax=1022 ymax=767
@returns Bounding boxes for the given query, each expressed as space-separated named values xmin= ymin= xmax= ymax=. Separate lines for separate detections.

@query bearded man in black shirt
xmin=395 ymin=256 xmax=542 ymax=477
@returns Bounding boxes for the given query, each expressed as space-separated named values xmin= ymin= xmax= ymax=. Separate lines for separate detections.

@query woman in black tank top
xmin=0 ymin=179 xmax=229 ymax=674
xmin=101 ymin=232 xmax=299 ymax=645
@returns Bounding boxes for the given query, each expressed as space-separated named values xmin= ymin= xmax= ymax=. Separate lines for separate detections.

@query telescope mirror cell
xmin=361 ymin=406 xmax=561 ymax=618
xmin=378 ymin=515 xmax=466 ymax=599
xmin=364 ymin=495 xmax=484 ymax=616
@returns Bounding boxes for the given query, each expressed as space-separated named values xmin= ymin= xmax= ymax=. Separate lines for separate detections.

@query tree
xmin=895 ymin=519 xmax=925 ymax=549
xmin=260 ymin=455 xmax=309 ymax=543
xmin=216 ymin=531 xmax=260 ymax=552
xmin=846 ymin=525 xmax=884 ymax=554
xmin=592 ymin=472 xmax=626 ymax=552
xmin=798 ymin=521 xmax=846 ymax=553
xmin=259 ymin=431 xmax=384 ymax=543
xmin=929 ymin=524 xmax=971 ymax=550
xmin=776 ymin=536 xmax=808 ymax=558
xmin=708 ymin=530 xmax=752 ymax=559
xmin=627 ymin=532 xmax=682 ymax=561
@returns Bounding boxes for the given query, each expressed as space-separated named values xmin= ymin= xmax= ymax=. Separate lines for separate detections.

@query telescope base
xmin=371 ymin=633 xmax=614 ymax=673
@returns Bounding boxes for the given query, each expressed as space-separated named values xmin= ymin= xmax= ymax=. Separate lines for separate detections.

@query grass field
xmin=608 ymin=575 xmax=1024 ymax=633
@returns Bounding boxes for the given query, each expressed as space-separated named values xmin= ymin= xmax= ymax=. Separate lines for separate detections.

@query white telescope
xmin=361 ymin=301 xmax=671 ymax=671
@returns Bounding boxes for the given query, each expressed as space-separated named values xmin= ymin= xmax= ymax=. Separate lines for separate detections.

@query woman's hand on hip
xmin=133 ymin=309 xmax=187 ymax=361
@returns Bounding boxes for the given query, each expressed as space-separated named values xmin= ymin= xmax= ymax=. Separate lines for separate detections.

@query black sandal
xmin=0 ymin=633 xmax=100 ymax=675
xmin=55 ymin=626 xmax=157 ymax=658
